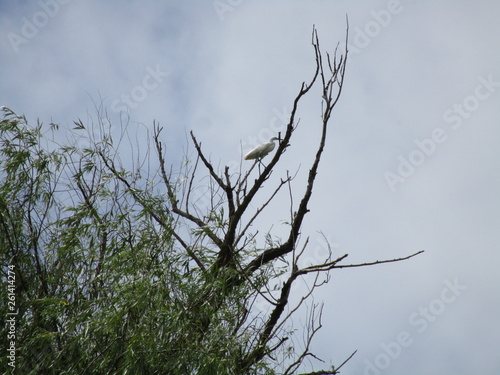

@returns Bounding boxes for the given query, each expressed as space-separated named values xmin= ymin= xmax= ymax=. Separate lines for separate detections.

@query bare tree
xmin=114 ymin=25 xmax=422 ymax=374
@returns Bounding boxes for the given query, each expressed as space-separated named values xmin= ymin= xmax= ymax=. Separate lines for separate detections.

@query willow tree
xmin=0 ymin=27 xmax=422 ymax=374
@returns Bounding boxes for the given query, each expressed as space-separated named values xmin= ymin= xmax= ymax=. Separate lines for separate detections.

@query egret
xmin=244 ymin=137 xmax=279 ymax=161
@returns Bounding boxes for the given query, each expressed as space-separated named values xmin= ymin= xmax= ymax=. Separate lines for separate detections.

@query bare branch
xmin=99 ymin=148 xmax=207 ymax=272
xmin=190 ymin=130 xmax=229 ymax=191
xmin=284 ymin=304 xmax=325 ymax=375
xmin=185 ymin=153 xmax=200 ymax=215
xmin=153 ymin=125 xmax=225 ymax=252
xmin=244 ymin=25 xmax=347 ymax=275
xmin=332 ymin=350 xmax=358 ymax=374
xmin=235 ymin=174 xmax=292 ymax=249
xmin=330 ymin=250 xmax=425 ymax=270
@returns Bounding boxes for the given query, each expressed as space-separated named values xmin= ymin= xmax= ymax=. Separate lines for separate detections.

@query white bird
xmin=244 ymin=137 xmax=279 ymax=160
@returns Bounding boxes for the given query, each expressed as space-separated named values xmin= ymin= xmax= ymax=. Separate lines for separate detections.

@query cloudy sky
xmin=2 ymin=1 xmax=500 ymax=374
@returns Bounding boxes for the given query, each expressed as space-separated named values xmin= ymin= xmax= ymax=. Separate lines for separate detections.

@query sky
xmin=1 ymin=1 xmax=500 ymax=374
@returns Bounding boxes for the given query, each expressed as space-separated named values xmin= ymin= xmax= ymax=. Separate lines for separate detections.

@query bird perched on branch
xmin=244 ymin=137 xmax=279 ymax=161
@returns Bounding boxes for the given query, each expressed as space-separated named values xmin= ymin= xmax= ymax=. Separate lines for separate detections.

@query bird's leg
xmin=257 ymin=158 xmax=267 ymax=174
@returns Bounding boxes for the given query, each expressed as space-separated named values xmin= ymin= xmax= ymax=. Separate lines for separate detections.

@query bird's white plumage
xmin=244 ymin=137 xmax=279 ymax=160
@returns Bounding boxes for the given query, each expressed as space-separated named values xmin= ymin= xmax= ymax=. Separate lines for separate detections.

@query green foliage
xmin=0 ymin=108 xmax=275 ymax=374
